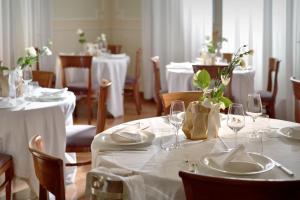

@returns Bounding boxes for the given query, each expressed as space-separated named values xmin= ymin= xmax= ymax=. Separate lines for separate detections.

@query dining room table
xmin=55 ymin=53 xmax=130 ymax=117
xmin=165 ymin=62 xmax=256 ymax=107
xmin=90 ymin=115 xmax=300 ymax=199
xmin=0 ymin=87 xmax=76 ymax=194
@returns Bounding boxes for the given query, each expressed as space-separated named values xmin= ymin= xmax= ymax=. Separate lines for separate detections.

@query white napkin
xmin=111 ymin=127 xmax=143 ymax=143
xmin=40 ymin=87 xmax=68 ymax=96
xmin=208 ymin=145 xmax=261 ymax=172
xmin=85 ymin=167 xmax=146 ymax=200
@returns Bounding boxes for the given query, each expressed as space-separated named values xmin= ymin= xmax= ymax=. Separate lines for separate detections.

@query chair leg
xmin=133 ymin=85 xmax=142 ymax=115
xmin=39 ymin=185 xmax=48 ymax=200
xmin=156 ymin=100 xmax=163 ymax=116
xmin=268 ymin=103 xmax=275 ymax=118
xmin=87 ymin=95 xmax=92 ymax=125
xmin=5 ymin=162 xmax=13 ymax=200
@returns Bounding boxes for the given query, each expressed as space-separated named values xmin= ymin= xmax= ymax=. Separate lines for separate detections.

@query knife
xmin=274 ymin=161 xmax=294 ymax=177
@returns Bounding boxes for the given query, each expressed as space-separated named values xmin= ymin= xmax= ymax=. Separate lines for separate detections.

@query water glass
xmin=227 ymin=103 xmax=245 ymax=148
xmin=247 ymin=130 xmax=263 ymax=154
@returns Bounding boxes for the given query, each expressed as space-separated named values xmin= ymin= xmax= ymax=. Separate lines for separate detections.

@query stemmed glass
xmin=22 ymin=66 xmax=33 ymax=96
xmin=169 ymin=100 xmax=185 ymax=150
xmin=246 ymin=93 xmax=262 ymax=134
xmin=227 ymin=103 xmax=245 ymax=148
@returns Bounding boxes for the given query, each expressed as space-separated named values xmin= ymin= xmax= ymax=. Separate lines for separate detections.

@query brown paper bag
xmin=182 ymin=101 xmax=210 ymax=140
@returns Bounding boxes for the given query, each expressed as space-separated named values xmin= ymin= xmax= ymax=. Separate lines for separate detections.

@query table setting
xmin=88 ymin=46 xmax=300 ymax=199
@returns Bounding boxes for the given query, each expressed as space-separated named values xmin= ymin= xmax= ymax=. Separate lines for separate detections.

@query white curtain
xmin=141 ymin=0 xmax=212 ymax=99
xmin=0 ymin=0 xmax=53 ymax=70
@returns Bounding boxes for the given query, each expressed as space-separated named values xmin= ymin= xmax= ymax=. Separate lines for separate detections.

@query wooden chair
xmin=28 ymin=135 xmax=65 ymax=200
xmin=107 ymin=45 xmax=122 ymax=54
xmin=192 ymin=64 xmax=233 ymax=100
xmin=179 ymin=171 xmax=300 ymax=200
xmin=59 ymin=55 xmax=93 ymax=124
xmin=32 ymin=71 xmax=54 ymax=88
xmin=161 ymin=92 xmax=202 ymax=114
xmin=29 ymin=135 xmax=124 ymax=200
xmin=0 ymin=153 xmax=13 ymax=200
xmin=124 ymin=48 xmax=142 ymax=115
xmin=222 ymin=53 xmax=233 ymax=63
xmin=65 ymin=80 xmax=111 ymax=166
xmin=257 ymin=58 xmax=280 ymax=118
xmin=151 ymin=56 xmax=164 ymax=116
xmin=34 ymin=47 xmax=40 ymax=71
xmin=290 ymin=77 xmax=300 ymax=123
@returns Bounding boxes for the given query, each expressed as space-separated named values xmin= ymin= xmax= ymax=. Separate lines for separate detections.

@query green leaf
xmin=196 ymin=70 xmax=211 ymax=89
xmin=219 ymin=96 xmax=232 ymax=108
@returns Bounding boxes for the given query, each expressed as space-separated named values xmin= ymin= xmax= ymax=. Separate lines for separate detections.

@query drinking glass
xmin=227 ymin=103 xmax=245 ymax=148
xmin=246 ymin=93 xmax=262 ymax=134
xmin=22 ymin=66 xmax=33 ymax=96
xmin=169 ymin=100 xmax=185 ymax=150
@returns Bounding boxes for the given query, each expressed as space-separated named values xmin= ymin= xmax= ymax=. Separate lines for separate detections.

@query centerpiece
xmin=182 ymin=45 xmax=253 ymax=140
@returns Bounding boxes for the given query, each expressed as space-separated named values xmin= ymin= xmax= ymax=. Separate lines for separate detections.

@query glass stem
xmin=234 ymin=130 xmax=237 ymax=148
xmin=175 ymin=128 xmax=179 ymax=147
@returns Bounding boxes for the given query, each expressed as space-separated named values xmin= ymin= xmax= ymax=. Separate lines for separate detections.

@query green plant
xmin=193 ymin=45 xmax=253 ymax=109
xmin=17 ymin=44 xmax=52 ymax=70
xmin=77 ymin=29 xmax=86 ymax=44
xmin=204 ymin=36 xmax=228 ymax=54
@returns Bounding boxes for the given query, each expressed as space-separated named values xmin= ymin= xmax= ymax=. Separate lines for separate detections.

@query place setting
xmin=25 ymin=87 xmax=69 ymax=102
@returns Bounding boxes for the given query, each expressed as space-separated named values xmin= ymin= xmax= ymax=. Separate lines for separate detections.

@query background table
xmin=0 ymin=91 xmax=75 ymax=193
xmin=56 ymin=54 xmax=130 ymax=117
xmin=91 ymin=116 xmax=300 ymax=200
xmin=166 ymin=63 xmax=256 ymax=107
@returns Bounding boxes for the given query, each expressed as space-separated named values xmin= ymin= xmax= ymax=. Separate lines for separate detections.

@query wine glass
xmin=246 ymin=93 xmax=262 ymax=134
xmin=227 ymin=103 xmax=245 ymax=148
xmin=22 ymin=66 xmax=33 ymax=96
xmin=169 ymin=100 xmax=185 ymax=150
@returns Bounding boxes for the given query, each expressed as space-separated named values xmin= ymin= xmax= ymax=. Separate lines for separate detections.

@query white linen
xmin=86 ymin=167 xmax=146 ymax=200
xmin=111 ymin=127 xmax=143 ymax=143
xmin=55 ymin=55 xmax=130 ymax=117
xmin=91 ymin=117 xmax=300 ymax=200
xmin=165 ymin=63 xmax=256 ymax=107
xmin=0 ymin=91 xmax=75 ymax=194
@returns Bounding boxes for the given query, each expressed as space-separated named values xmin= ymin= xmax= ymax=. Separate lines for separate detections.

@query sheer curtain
xmin=0 ymin=0 xmax=53 ymax=70
xmin=141 ymin=0 xmax=212 ymax=99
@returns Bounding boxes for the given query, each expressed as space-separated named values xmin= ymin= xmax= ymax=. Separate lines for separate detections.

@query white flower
xmin=101 ymin=33 xmax=106 ymax=41
xmin=42 ymin=46 xmax=52 ymax=56
xmin=77 ymin=28 xmax=84 ymax=35
xmin=96 ymin=36 xmax=101 ymax=42
xmin=221 ymin=75 xmax=231 ymax=86
xmin=25 ymin=47 xmax=37 ymax=57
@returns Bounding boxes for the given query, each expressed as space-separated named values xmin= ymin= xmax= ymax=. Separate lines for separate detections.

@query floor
xmin=66 ymin=96 xmax=157 ymax=199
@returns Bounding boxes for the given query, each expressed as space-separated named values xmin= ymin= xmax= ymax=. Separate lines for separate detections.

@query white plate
xmin=99 ymin=130 xmax=155 ymax=146
xmin=277 ymin=126 xmax=300 ymax=140
xmin=202 ymin=152 xmax=274 ymax=175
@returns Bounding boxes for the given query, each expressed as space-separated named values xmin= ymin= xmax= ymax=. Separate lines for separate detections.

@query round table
xmin=166 ymin=63 xmax=256 ymax=107
xmin=55 ymin=54 xmax=130 ymax=117
xmin=0 ymin=90 xmax=75 ymax=194
xmin=91 ymin=116 xmax=300 ymax=200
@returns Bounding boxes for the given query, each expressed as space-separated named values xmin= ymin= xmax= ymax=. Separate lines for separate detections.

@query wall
xmin=52 ymin=0 xmax=141 ymax=77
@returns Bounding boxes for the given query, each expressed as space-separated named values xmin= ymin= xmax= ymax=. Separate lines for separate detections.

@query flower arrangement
xmin=77 ymin=28 xmax=86 ymax=44
xmin=193 ymin=45 xmax=253 ymax=109
xmin=96 ymin=33 xmax=106 ymax=43
xmin=17 ymin=42 xmax=52 ymax=70
xmin=204 ymin=36 xmax=227 ymax=54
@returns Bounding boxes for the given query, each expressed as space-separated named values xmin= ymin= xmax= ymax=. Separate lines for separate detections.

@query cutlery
xmin=273 ymin=161 xmax=294 ymax=177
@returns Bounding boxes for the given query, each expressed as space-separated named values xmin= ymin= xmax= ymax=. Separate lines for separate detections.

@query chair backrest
xmin=267 ymin=58 xmax=280 ymax=98
xmin=107 ymin=45 xmax=122 ymax=54
xmin=32 ymin=71 xmax=54 ymax=88
xmin=135 ymin=48 xmax=142 ymax=81
xmin=161 ymin=92 xmax=202 ymax=114
xmin=28 ymin=135 xmax=65 ymax=200
xmin=192 ymin=64 xmax=232 ymax=99
xmin=222 ymin=53 xmax=233 ymax=63
xmin=34 ymin=47 xmax=40 ymax=71
xmin=179 ymin=171 xmax=300 ymax=200
xmin=151 ymin=56 xmax=161 ymax=103
xmin=96 ymin=79 xmax=112 ymax=133
xmin=59 ymin=55 xmax=93 ymax=90
xmin=291 ymin=77 xmax=300 ymax=123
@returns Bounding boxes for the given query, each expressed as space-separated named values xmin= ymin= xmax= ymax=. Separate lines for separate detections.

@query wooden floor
xmin=66 ymin=96 xmax=157 ymax=199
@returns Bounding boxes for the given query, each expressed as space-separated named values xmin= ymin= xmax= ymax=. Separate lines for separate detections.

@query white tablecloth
xmin=91 ymin=117 xmax=300 ymax=200
xmin=55 ymin=55 xmax=130 ymax=117
xmin=0 ymin=91 xmax=75 ymax=194
xmin=166 ymin=63 xmax=256 ymax=107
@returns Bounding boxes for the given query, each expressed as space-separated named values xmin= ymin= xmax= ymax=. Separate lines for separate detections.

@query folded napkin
xmin=85 ymin=166 xmax=145 ymax=200
xmin=208 ymin=145 xmax=261 ymax=172
xmin=111 ymin=127 xmax=143 ymax=143
xmin=40 ymin=87 xmax=68 ymax=96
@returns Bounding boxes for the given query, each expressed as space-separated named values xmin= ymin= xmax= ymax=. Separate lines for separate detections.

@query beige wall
xmin=53 ymin=0 xmax=141 ymax=76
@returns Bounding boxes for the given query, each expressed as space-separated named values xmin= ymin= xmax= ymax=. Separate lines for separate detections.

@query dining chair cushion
xmin=125 ymin=75 xmax=137 ymax=85
xmin=257 ymin=90 xmax=272 ymax=102
xmin=66 ymin=125 xmax=96 ymax=152
xmin=0 ymin=153 xmax=12 ymax=167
